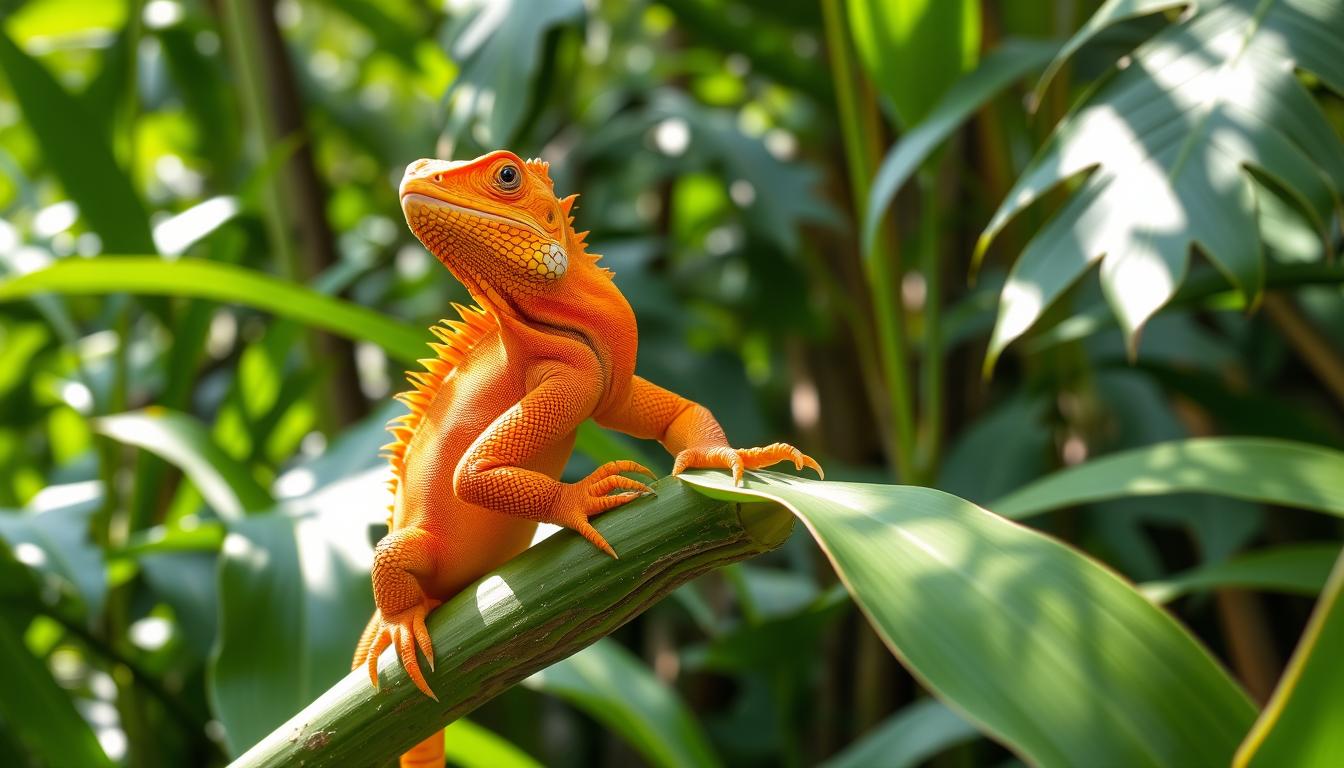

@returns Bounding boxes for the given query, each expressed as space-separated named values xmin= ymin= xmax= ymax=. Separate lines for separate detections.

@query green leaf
xmin=0 ymin=609 xmax=114 ymax=768
xmin=845 ymin=0 xmax=981 ymax=127
xmin=0 ymin=258 xmax=426 ymax=361
xmin=819 ymin=698 xmax=979 ymax=768
xmin=1141 ymin=543 xmax=1340 ymax=604
xmin=524 ymin=638 xmax=720 ymax=768
xmin=210 ymin=469 xmax=382 ymax=757
xmin=992 ymin=438 xmax=1344 ymax=520
xmin=0 ymin=484 xmax=106 ymax=620
xmin=979 ymin=0 xmax=1344 ymax=367
xmin=0 ymin=256 xmax=632 ymax=465
xmin=1234 ymin=548 xmax=1344 ymax=766
xmin=0 ymin=28 xmax=153 ymax=252
xmin=862 ymin=39 xmax=1059 ymax=256
xmin=1030 ymin=0 xmax=1188 ymax=106
xmin=439 ymin=0 xmax=584 ymax=148
xmin=681 ymin=470 xmax=1255 ymax=767
xmin=95 ymin=409 xmax=273 ymax=521
xmin=443 ymin=719 xmax=542 ymax=768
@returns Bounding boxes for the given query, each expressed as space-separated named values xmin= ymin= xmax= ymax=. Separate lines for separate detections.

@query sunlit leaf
xmin=0 ymin=483 xmax=106 ymax=620
xmin=1030 ymin=0 xmax=1188 ymax=106
xmin=1234 ymin=548 xmax=1344 ymax=766
xmin=95 ymin=409 xmax=272 ymax=521
xmin=845 ymin=0 xmax=981 ymax=127
xmin=682 ymin=470 xmax=1255 ymax=766
xmin=992 ymin=438 xmax=1344 ymax=520
xmin=0 ymin=28 xmax=153 ymax=252
xmin=525 ymin=638 xmax=721 ymax=768
xmin=0 ymin=258 xmax=425 ymax=361
xmin=210 ymin=468 xmax=382 ymax=756
xmin=0 ymin=256 xmax=639 ymax=465
xmin=979 ymin=0 xmax=1344 ymax=367
xmin=439 ymin=0 xmax=584 ymax=148
xmin=443 ymin=719 xmax=542 ymax=768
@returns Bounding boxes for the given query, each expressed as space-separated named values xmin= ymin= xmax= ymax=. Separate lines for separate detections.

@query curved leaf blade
xmin=1141 ymin=543 xmax=1339 ymax=603
xmin=681 ymin=470 xmax=1255 ymax=767
xmin=992 ymin=438 xmax=1344 ymax=520
xmin=0 ymin=29 xmax=152 ymax=252
xmin=981 ymin=0 xmax=1344 ymax=362
xmin=95 ymin=409 xmax=272 ymax=520
xmin=524 ymin=638 xmax=720 ymax=768
xmin=0 ymin=257 xmax=426 ymax=362
xmin=0 ymin=609 xmax=114 ymax=768
xmin=1234 ymin=548 xmax=1344 ymax=767
xmin=1030 ymin=0 xmax=1189 ymax=106
xmin=845 ymin=0 xmax=980 ymax=127
xmin=862 ymin=39 xmax=1059 ymax=256
xmin=0 ymin=256 xmax=621 ymax=462
xmin=443 ymin=719 xmax=541 ymax=768
xmin=210 ymin=470 xmax=381 ymax=756
xmin=819 ymin=698 xmax=979 ymax=768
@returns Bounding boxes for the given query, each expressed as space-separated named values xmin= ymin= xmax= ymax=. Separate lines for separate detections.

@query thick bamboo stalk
xmin=229 ymin=476 xmax=793 ymax=768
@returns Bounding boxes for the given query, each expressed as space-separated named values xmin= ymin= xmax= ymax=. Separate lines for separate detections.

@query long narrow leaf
xmin=820 ymin=698 xmax=979 ymax=768
xmin=681 ymin=470 xmax=1255 ymax=767
xmin=1234 ymin=548 xmax=1344 ymax=766
xmin=0 ymin=257 xmax=623 ymax=458
xmin=0 ymin=257 xmax=424 ymax=360
xmin=0 ymin=31 xmax=152 ymax=252
xmin=524 ymin=639 xmax=720 ymax=768
xmin=1141 ymin=544 xmax=1340 ymax=604
xmin=442 ymin=719 xmax=541 ymax=768
xmin=862 ymin=39 xmax=1058 ymax=255
xmin=992 ymin=438 xmax=1344 ymax=520
xmin=95 ymin=409 xmax=272 ymax=520
xmin=0 ymin=609 xmax=115 ymax=768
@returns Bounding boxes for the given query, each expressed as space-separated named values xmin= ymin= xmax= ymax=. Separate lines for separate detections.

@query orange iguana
xmin=352 ymin=150 xmax=822 ymax=767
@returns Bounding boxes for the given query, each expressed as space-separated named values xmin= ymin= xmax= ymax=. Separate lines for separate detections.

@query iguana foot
xmin=555 ymin=460 xmax=656 ymax=558
xmin=672 ymin=442 xmax=823 ymax=485
xmin=365 ymin=599 xmax=440 ymax=701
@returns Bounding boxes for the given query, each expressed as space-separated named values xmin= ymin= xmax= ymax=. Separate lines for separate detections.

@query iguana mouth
xmin=400 ymin=192 xmax=550 ymax=240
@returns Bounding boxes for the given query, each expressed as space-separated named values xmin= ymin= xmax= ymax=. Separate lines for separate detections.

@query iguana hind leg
xmin=361 ymin=526 xmax=440 ymax=700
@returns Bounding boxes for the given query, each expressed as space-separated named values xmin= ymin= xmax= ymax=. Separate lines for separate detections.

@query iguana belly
xmin=394 ymin=331 xmax=575 ymax=598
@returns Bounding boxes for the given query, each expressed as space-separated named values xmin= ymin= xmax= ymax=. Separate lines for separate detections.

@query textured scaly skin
xmin=352 ymin=150 xmax=822 ymax=767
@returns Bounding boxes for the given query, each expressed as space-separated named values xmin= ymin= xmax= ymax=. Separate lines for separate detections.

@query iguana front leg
xmin=597 ymin=376 xmax=823 ymax=484
xmin=454 ymin=362 xmax=657 ymax=556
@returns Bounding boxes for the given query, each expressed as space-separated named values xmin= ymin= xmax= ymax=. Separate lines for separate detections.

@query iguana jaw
xmin=399 ymin=155 xmax=573 ymax=311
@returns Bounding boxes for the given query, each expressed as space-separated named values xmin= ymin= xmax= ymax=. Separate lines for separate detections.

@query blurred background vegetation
xmin=0 ymin=0 xmax=1342 ymax=766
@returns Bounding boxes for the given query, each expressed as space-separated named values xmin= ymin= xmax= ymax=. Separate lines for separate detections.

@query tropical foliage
xmin=0 ymin=0 xmax=1342 ymax=766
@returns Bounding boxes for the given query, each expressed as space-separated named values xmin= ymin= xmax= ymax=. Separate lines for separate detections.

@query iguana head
xmin=399 ymin=151 xmax=598 ymax=315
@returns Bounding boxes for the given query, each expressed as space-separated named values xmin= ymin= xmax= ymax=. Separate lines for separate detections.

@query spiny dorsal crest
xmin=379 ymin=302 xmax=498 ymax=504
xmin=525 ymin=158 xmax=552 ymax=188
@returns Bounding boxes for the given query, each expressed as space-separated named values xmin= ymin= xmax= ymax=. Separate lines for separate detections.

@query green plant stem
xmin=230 ymin=477 xmax=794 ymax=768
xmin=819 ymin=0 xmax=916 ymax=482
xmin=916 ymin=171 xmax=942 ymax=483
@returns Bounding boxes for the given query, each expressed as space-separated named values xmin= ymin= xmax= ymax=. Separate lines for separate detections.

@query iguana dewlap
xmin=353 ymin=151 xmax=821 ymax=767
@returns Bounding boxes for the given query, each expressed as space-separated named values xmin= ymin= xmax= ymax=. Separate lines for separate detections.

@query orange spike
xmin=525 ymin=158 xmax=552 ymax=186
xmin=384 ymin=302 xmax=498 ymax=483
xmin=560 ymin=194 xmax=578 ymax=215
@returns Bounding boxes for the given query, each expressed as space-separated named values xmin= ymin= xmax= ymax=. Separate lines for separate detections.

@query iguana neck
xmin=477 ymin=263 xmax=637 ymax=399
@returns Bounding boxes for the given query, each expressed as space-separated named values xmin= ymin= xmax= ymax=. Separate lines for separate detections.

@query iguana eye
xmin=496 ymin=164 xmax=521 ymax=191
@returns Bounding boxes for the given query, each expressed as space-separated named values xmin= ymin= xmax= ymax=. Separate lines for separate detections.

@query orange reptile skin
xmin=352 ymin=150 xmax=821 ymax=767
